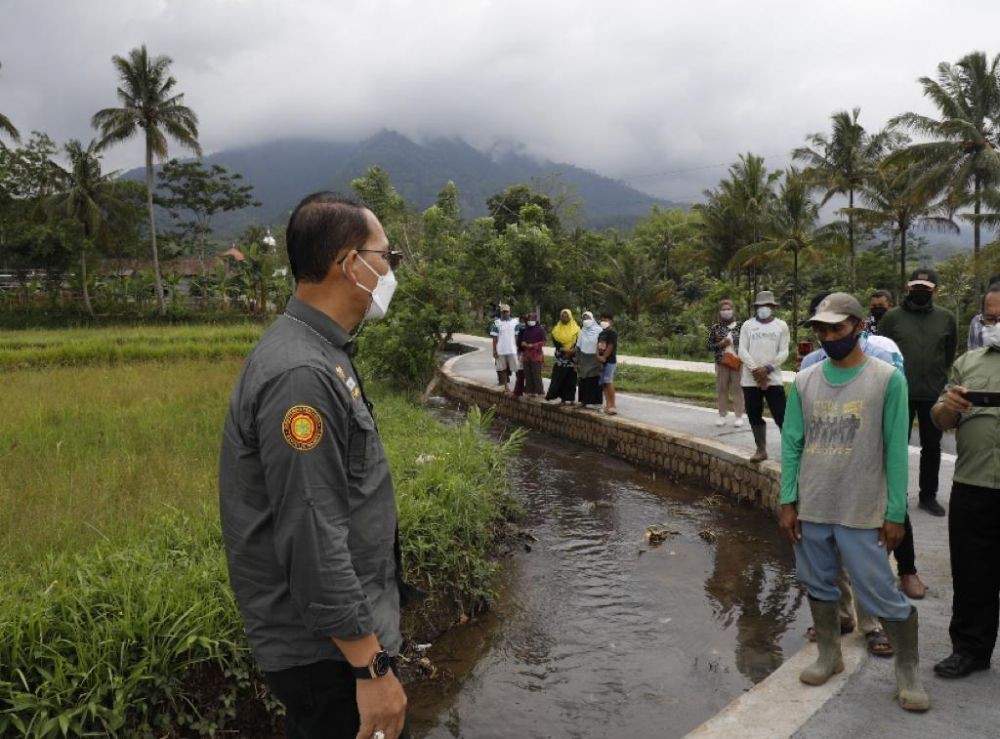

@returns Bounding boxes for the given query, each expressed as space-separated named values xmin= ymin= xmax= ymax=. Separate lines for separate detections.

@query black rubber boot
xmin=749 ymin=424 xmax=768 ymax=463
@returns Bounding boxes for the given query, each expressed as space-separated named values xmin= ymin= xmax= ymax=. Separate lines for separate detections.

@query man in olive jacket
xmin=879 ymin=268 xmax=957 ymax=519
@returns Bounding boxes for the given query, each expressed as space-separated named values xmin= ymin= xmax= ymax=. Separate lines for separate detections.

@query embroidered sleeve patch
xmin=282 ymin=405 xmax=324 ymax=451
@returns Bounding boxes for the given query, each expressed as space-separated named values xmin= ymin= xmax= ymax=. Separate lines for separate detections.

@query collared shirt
xmin=941 ymin=347 xmax=1000 ymax=490
xmin=968 ymin=314 xmax=984 ymax=351
xmin=219 ymin=296 xmax=401 ymax=672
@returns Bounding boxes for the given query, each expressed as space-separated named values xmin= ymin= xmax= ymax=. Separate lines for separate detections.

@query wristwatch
xmin=352 ymin=649 xmax=392 ymax=679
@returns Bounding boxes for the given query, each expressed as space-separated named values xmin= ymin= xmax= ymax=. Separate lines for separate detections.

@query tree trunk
xmin=145 ymin=138 xmax=166 ymax=316
xmin=899 ymin=226 xmax=908 ymax=299
xmin=974 ymin=174 xmax=982 ymax=306
xmin=80 ymin=246 xmax=94 ymax=317
xmin=847 ymin=189 xmax=856 ymax=292
xmin=792 ymin=247 xmax=799 ymax=343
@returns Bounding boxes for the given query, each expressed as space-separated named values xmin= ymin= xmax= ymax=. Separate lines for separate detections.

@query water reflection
xmin=408 ymin=428 xmax=807 ymax=739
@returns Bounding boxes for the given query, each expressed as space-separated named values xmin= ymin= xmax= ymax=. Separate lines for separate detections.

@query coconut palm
xmin=730 ymin=169 xmax=846 ymax=341
xmin=47 ymin=139 xmax=131 ymax=316
xmin=848 ymin=159 xmax=958 ymax=295
xmin=91 ymin=45 xmax=200 ymax=315
xmin=0 ymin=62 xmax=20 ymax=147
xmin=888 ymin=51 xmax=1000 ymax=298
xmin=793 ymin=108 xmax=898 ymax=290
xmin=595 ymin=240 xmax=672 ymax=321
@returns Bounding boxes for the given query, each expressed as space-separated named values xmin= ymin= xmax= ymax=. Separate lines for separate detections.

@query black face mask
xmin=820 ymin=331 xmax=861 ymax=361
xmin=908 ymin=291 xmax=932 ymax=308
xmin=870 ymin=307 xmax=888 ymax=322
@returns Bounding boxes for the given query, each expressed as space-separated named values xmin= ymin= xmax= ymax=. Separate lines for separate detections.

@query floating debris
xmin=698 ymin=529 xmax=718 ymax=543
xmin=698 ymin=494 xmax=726 ymax=508
xmin=418 ymin=656 xmax=439 ymax=679
xmin=644 ymin=526 xmax=680 ymax=545
xmin=414 ymin=643 xmax=432 ymax=653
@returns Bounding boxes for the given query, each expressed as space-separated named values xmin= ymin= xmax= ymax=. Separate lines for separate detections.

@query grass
xmin=0 ymin=325 xmax=264 ymax=370
xmin=0 ymin=341 xmax=520 ymax=736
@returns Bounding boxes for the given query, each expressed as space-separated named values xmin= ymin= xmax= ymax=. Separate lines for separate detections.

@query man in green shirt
xmin=930 ymin=284 xmax=1000 ymax=679
xmin=780 ymin=293 xmax=929 ymax=712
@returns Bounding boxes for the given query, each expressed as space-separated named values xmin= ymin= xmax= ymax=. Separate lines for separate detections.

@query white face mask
xmin=599 ymin=321 xmax=610 ymax=329
xmin=582 ymin=318 xmax=595 ymax=327
xmin=345 ymin=254 xmax=397 ymax=320
xmin=720 ymin=309 xmax=734 ymax=320
xmin=982 ymin=323 xmax=1000 ymax=348
xmin=527 ymin=320 xmax=537 ymax=326
xmin=757 ymin=307 xmax=772 ymax=320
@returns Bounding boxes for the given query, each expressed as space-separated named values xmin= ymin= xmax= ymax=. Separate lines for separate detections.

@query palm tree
xmin=595 ymin=241 xmax=672 ymax=321
xmin=91 ymin=45 xmax=200 ymax=315
xmin=0 ymin=62 xmax=20 ymax=147
xmin=730 ymin=169 xmax=845 ymax=340
xmin=888 ymin=51 xmax=1000 ymax=300
xmin=793 ymin=108 xmax=898 ymax=290
xmin=848 ymin=159 xmax=958 ymax=296
xmin=47 ymin=139 xmax=131 ymax=316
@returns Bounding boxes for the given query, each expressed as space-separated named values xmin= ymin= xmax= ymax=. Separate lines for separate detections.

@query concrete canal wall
xmin=438 ymin=355 xmax=783 ymax=515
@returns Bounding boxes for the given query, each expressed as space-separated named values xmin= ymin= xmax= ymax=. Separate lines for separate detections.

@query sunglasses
xmin=338 ymin=248 xmax=404 ymax=270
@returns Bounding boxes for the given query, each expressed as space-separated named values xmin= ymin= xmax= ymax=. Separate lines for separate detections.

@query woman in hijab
xmin=546 ymin=308 xmax=580 ymax=403
xmin=519 ymin=312 xmax=547 ymax=398
xmin=576 ymin=311 xmax=604 ymax=408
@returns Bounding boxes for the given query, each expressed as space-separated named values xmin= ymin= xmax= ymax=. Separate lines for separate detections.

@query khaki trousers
xmin=714 ymin=363 xmax=744 ymax=418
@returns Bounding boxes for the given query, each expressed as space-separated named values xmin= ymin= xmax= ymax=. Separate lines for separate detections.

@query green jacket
xmin=878 ymin=298 xmax=957 ymax=401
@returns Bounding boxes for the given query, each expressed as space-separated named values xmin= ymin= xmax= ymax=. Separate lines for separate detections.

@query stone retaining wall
xmin=439 ymin=357 xmax=783 ymax=515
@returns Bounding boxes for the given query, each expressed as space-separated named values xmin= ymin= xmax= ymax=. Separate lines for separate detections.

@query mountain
xmin=123 ymin=131 xmax=681 ymax=239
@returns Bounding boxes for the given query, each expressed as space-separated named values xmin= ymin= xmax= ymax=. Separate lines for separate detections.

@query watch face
xmin=372 ymin=651 xmax=392 ymax=677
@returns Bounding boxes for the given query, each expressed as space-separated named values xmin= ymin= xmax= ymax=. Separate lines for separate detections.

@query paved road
xmin=447 ymin=342 xmax=997 ymax=738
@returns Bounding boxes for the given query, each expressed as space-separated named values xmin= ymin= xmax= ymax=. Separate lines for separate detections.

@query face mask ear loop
xmin=342 ymin=254 xmax=376 ymax=336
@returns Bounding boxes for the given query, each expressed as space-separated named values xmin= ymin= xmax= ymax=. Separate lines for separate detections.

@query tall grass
xmin=0 ymin=325 xmax=263 ymax=370
xmin=1 ymin=351 xmax=519 ymax=736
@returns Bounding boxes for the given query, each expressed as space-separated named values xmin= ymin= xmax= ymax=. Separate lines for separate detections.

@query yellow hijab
xmin=551 ymin=309 xmax=580 ymax=350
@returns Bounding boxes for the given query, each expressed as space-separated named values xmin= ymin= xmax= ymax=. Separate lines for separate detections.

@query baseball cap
xmin=907 ymin=268 xmax=938 ymax=289
xmin=803 ymin=292 xmax=864 ymax=326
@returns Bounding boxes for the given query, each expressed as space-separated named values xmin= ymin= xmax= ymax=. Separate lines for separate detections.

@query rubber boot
xmin=749 ymin=424 xmax=768 ymax=463
xmin=800 ymin=598 xmax=845 ymax=685
xmin=880 ymin=607 xmax=930 ymax=712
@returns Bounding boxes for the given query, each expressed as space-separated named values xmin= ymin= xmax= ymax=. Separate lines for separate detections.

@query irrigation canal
xmin=407 ymin=414 xmax=808 ymax=739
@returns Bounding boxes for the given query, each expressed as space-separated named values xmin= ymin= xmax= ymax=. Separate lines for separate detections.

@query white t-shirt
xmin=490 ymin=317 xmax=520 ymax=355
xmin=738 ymin=317 xmax=790 ymax=387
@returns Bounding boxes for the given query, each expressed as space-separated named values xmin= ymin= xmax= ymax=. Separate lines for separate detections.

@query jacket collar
xmin=284 ymin=296 xmax=356 ymax=356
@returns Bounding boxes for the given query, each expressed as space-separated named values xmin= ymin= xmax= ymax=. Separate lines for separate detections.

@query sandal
xmin=865 ymin=629 xmax=894 ymax=657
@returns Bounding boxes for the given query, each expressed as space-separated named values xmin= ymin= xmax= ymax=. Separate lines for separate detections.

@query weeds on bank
xmin=1 ymin=352 xmax=519 ymax=736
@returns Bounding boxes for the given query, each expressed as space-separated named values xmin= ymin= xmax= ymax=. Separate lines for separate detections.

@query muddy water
xmin=407 ymin=428 xmax=808 ymax=739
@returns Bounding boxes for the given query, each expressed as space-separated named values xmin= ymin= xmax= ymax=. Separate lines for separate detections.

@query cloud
xmin=3 ymin=0 xmax=1000 ymax=200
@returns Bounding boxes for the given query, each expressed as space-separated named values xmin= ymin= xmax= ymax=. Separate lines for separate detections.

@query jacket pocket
xmin=347 ymin=407 xmax=376 ymax=477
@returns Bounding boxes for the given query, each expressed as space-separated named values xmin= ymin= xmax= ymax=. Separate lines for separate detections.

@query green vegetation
xmin=0 ymin=338 xmax=520 ymax=736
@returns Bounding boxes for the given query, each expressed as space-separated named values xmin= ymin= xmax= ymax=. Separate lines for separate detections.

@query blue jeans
xmin=795 ymin=521 xmax=912 ymax=621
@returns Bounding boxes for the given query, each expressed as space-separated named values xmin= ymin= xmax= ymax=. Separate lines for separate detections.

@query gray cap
xmin=753 ymin=290 xmax=779 ymax=306
xmin=804 ymin=292 xmax=864 ymax=326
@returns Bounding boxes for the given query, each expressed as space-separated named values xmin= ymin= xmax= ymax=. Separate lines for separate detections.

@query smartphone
xmin=797 ymin=339 xmax=813 ymax=356
xmin=961 ymin=390 xmax=1000 ymax=407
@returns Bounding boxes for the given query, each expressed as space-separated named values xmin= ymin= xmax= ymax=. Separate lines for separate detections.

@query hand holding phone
xmin=961 ymin=389 xmax=1000 ymax=407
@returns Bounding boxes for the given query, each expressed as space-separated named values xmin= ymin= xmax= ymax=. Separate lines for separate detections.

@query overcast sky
xmin=2 ymin=0 xmax=999 ymax=202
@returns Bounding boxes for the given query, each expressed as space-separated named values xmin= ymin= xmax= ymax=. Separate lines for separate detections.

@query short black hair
xmin=988 ymin=274 xmax=1000 ymax=287
xmin=600 ymin=312 xmax=613 ymax=321
xmin=808 ymin=291 xmax=833 ymax=316
xmin=983 ymin=282 xmax=1000 ymax=309
xmin=870 ymin=289 xmax=894 ymax=303
xmin=286 ymin=193 xmax=370 ymax=283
